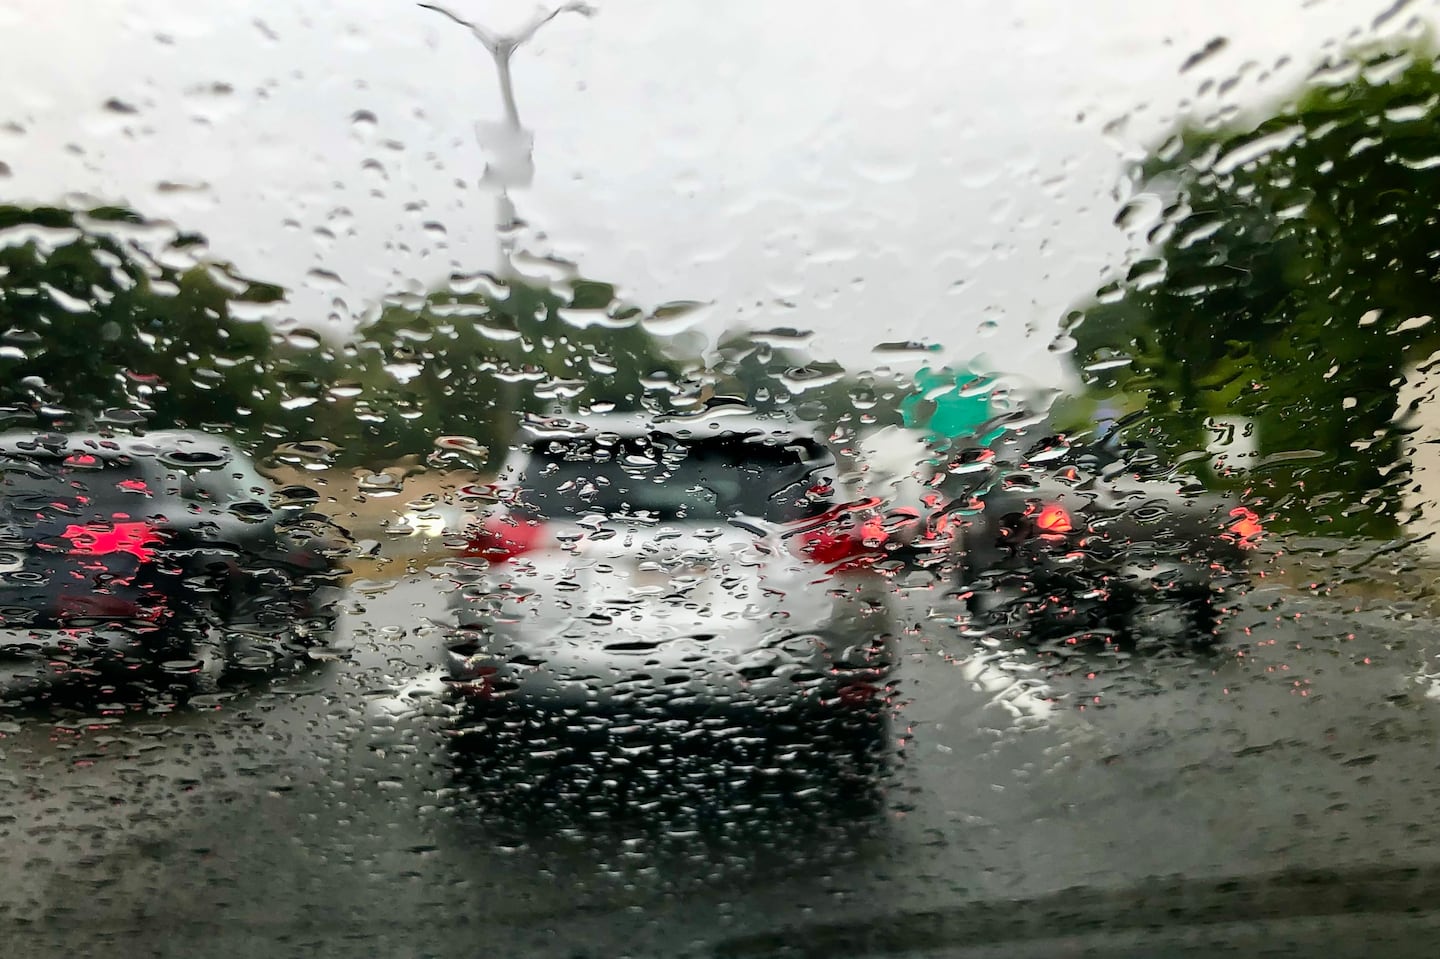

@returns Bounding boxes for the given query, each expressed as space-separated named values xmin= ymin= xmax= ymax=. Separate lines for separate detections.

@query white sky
xmin=0 ymin=0 xmax=1428 ymax=387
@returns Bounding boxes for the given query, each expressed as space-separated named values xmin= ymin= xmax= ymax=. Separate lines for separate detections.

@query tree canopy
xmin=0 ymin=204 xmax=296 ymax=439
xmin=1069 ymin=46 xmax=1440 ymax=535
xmin=0 ymin=207 xmax=698 ymax=467
xmin=283 ymin=263 xmax=699 ymax=468
xmin=0 ymin=201 xmax=979 ymax=473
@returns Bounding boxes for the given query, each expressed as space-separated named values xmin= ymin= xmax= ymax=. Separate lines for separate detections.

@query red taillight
xmin=785 ymin=497 xmax=887 ymax=572
xmin=463 ymin=517 xmax=545 ymax=562
xmin=60 ymin=521 xmax=162 ymax=561
xmin=800 ymin=513 xmax=888 ymax=568
xmin=1035 ymin=504 xmax=1073 ymax=535
xmin=802 ymin=528 xmax=874 ymax=565
xmin=1226 ymin=507 xmax=1264 ymax=549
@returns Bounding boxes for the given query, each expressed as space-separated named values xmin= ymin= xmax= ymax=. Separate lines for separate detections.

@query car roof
xmin=0 ymin=430 xmax=245 ymax=469
xmin=516 ymin=410 xmax=830 ymax=443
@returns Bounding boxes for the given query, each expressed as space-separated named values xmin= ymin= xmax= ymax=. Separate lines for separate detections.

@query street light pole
xmin=419 ymin=2 xmax=594 ymax=277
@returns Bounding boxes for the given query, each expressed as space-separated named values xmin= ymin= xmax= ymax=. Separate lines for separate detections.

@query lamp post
xmin=419 ymin=2 xmax=594 ymax=276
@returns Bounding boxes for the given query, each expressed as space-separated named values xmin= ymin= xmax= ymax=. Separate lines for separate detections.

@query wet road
xmin=4 ymin=558 xmax=1440 ymax=957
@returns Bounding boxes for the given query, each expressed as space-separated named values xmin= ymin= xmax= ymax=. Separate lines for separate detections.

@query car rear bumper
xmin=443 ymin=633 xmax=893 ymax=722
xmin=963 ymin=543 xmax=1247 ymax=592
xmin=0 ymin=622 xmax=189 ymax=693
xmin=444 ymin=692 xmax=894 ymax=818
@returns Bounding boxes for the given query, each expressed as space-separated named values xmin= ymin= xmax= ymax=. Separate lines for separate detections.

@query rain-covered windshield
xmin=8 ymin=2 xmax=1440 ymax=957
xmin=513 ymin=434 xmax=832 ymax=522
xmin=0 ymin=456 xmax=162 ymax=515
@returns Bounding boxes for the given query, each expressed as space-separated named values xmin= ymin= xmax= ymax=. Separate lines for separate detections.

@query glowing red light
xmin=858 ymin=515 xmax=889 ymax=545
xmin=786 ymin=497 xmax=887 ymax=571
xmin=117 ymin=479 xmax=150 ymax=494
xmin=801 ymin=527 xmax=877 ymax=565
xmin=1035 ymin=504 xmax=1073 ymax=534
xmin=1227 ymin=507 xmax=1264 ymax=548
xmin=463 ymin=518 xmax=545 ymax=562
xmin=61 ymin=521 xmax=162 ymax=561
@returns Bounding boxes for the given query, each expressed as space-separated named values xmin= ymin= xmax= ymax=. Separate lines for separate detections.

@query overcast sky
xmin=0 ymin=0 xmax=1428 ymax=387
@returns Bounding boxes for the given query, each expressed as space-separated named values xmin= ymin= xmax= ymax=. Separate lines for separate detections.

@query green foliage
xmin=709 ymin=327 xmax=906 ymax=434
xmin=1069 ymin=46 xmax=1440 ymax=535
xmin=0 ymin=206 xmax=695 ymax=467
xmin=0 ymin=205 xmax=296 ymax=439
xmin=308 ymin=268 xmax=690 ymax=467
xmin=0 ymin=202 xmax=951 ymax=472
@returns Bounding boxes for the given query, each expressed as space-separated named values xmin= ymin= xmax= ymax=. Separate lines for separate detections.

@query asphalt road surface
xmin=4 ymin=558 xmax=1440 ymax=958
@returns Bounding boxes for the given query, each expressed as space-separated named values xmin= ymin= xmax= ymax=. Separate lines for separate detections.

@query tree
xmin=313 ymin=262 xmax=693 ymax=467
xmin=0 ymin=204 xmax=302 ymax=441
xmin=1069 ymin=46 xmax=1440 ymax=535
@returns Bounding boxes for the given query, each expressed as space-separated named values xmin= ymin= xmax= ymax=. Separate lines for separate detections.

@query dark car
xmin=950 ymin=423 xmax=1262 ymax=643
xmin=442 ymin=412 xmax=897 ymax=809
xmin=0 ymin=430 xmax=347 ymax=700
xmin=839 ymin=417 xmax=1262 ymax=643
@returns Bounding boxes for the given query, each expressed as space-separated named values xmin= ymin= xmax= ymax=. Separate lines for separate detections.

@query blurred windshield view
xmin=7 ymin=1 xmax=1440 ymax=957
xmin=512 ymin=429 xmax=831 ymax=522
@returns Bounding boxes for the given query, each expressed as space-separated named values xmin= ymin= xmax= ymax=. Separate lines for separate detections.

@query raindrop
xmin=641 ymin=301 xmax=712 ymax=336
xmin=1114 ymin=193 xmax=1164 ymax=232
xmin=351 ymin=109 xmax=379 ymax=139
xmin=1179 ymin=36 xmax=1229 ymax=74
xmin=871 ymin=340 xmax=940 ymax=357
xmin=283 ymin=328 xmax=325 ymax=350
xmin=435 ymin=435 xmax=486 ymax=455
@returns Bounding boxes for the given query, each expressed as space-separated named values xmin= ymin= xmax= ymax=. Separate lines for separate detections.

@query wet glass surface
xmin=4 ymin=1 xmax=1440 ymax=956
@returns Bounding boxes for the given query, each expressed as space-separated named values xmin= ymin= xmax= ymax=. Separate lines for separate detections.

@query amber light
xmin=1227 ymin=507 xmax=1264 ymax=548
xmin=1035 ymin=504 xmax=1073 ymax=534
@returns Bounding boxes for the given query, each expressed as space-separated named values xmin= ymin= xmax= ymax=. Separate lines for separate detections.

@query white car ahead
xmin=442 ymin=412 xmax=898 ymax=805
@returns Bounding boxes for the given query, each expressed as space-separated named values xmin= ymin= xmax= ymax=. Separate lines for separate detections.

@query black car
xmin=839 ymin=417 xmax=1262 ymax=643
xmin=0 ymin=430 xmax=347 ymax=700
xmin=953 ymin=425 xmax=1262 ymax=643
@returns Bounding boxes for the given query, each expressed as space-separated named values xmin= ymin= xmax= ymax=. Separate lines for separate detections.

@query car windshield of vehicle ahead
xmin=4 ymin=2 xmax=1440 ymax=957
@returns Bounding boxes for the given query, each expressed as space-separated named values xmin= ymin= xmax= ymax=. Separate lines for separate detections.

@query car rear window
xmin=512 ymin=432 xmax=834 ymax=523
xmin=0 ymin=454 xmax=166 ymax=516
xmin=172 ymin=460 xmax=270 ymax=506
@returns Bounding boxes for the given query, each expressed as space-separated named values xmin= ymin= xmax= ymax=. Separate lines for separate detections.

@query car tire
xmin=69 ymin=619 xmax=212 ymax=711
xmin=967 ymin=576 xmax=1127 ymax=645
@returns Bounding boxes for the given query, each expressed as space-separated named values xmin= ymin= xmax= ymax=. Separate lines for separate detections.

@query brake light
xmin=464 ymin=517 xmax=545 ymax=562
xmin=60 ymin=521 xmax=162 ymax=561
xmin=800 ymin=511 xmax=888 ymax=565
xmin=801 ymin=528 xmax=874 ymax=565
xmin=1226 ymin=507 xmax=1264 ymax=549
xmin=1035 ymin=504 xmax=1073 ymax=534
